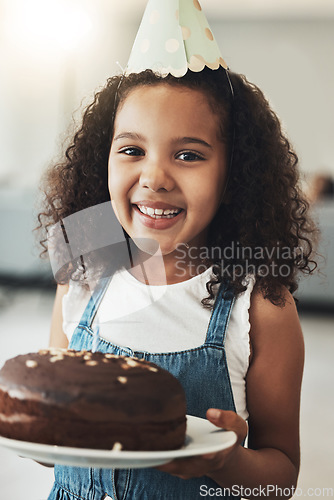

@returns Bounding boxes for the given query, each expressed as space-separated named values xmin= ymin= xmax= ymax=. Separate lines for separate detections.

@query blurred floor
xmin=0 ymin=287 xmax=333 ymax=500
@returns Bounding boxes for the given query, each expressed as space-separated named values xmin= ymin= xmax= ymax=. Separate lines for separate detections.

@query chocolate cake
xmin=0 ymin=349 xmax=187 ymax=451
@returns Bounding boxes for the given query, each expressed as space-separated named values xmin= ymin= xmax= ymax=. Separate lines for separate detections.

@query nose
xmin=139 ymin=159 xmax=175 ymax=192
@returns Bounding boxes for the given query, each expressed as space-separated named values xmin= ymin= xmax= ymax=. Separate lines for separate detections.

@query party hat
xmin=126 ymin=0 xmax=228 ymax=77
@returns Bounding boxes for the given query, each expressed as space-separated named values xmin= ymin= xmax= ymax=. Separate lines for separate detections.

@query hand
xmin=156 ymin=409 xmax=247 ymax=480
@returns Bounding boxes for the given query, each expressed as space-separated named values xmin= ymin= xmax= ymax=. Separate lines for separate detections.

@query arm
xmin=158 ymin=287 xmax=304 ymax=499
xmin=49 ymin=283 xmax=69 ymax=348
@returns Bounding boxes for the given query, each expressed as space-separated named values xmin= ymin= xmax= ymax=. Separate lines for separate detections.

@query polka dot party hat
xmin=126 ymin=0 xmax=228 ymax=77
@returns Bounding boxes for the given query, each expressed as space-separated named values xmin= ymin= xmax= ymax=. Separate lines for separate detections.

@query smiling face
xmin=108 ymin=83 xmax=228 ymax=260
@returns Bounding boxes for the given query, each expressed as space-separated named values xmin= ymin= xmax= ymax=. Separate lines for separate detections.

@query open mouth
xmin=135 ymin=204 xmax=183 ymax=219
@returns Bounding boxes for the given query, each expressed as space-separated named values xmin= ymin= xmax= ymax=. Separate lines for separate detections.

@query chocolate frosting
xmin=0 ymin=350 xmax=186 ymax=424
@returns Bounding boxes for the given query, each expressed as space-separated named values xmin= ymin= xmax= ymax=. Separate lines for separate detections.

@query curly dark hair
xmin=37 ymin=67 xmax=317 ymax=307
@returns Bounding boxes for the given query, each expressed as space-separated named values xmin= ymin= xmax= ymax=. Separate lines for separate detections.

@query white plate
xmin=0 ymin=415 xmax=237 ymax=468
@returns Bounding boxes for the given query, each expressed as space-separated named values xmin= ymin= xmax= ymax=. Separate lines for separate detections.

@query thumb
xmin=206 ymin=408 xmax=248 ymax=445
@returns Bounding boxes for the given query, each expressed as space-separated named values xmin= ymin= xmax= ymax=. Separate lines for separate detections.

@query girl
xmin=38 ymin=66 xmax=315 ymax=499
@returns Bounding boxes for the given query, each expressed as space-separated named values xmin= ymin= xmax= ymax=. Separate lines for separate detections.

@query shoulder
xmin=248 ymin=284 xmax=304 ymax=372
xmin=249 ymin=285 xmax=302 ymax=337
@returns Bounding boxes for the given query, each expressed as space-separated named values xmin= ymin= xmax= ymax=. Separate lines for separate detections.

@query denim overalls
xmin=48 ymin=278 xmax=241 ymax=500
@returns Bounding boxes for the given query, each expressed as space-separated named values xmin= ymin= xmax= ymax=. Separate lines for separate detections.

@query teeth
xmin=137 ymin=205 xmax=181 ymax=218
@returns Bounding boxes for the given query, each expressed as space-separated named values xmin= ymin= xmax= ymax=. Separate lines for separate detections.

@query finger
xmin=206 ymin=408 xmax=248 ymax=445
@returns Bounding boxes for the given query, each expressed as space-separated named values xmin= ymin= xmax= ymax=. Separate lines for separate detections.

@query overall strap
xmin=205 ymin=280 xmax=235 ymax=348
xmin=77 ymin=276 xmax=112 ymax=329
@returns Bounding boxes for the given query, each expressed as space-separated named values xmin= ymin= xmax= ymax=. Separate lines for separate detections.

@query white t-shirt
xmin=63 ymin=267 xmax=255 ymax=421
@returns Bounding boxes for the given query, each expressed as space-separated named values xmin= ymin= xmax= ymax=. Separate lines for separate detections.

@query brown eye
xmin=119 ymin=147 xmax=144 ymax=156
xmin=177 ymin=151 xmax=204 ymax=162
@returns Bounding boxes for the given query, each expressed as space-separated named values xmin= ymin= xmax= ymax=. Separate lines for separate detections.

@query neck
xmin=129 ymin=245 xmax=209 ymax=285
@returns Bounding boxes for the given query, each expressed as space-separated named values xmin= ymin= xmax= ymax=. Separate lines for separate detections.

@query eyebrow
xmin=176 ymin=137 xmax=213 ymax=149
xmin=114 ymin=132 xmax=144 ymax=142
xmin=114 ymin=133 xmax=212 ymax=149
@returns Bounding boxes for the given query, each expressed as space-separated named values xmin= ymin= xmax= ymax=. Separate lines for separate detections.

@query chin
xmin=149 ymin=240 xmax=179 ymax=257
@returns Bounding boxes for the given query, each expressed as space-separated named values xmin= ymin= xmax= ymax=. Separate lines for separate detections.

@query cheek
xmin=190 ymin=177 xmax=224 ymax=214
xmin=111 ymin=199 xmax=121 ymax=223
xmin=108 ymin=159 xmax=137 ymax=197
xmin=108 ymin=174 xmax=126 ymax=223
xmin=108 ymin=163 xmax=124 ymax=200
xmin=107 ymin=161 xmax=114 ymax=197
xmin=108 ymin=164 xmax=133 ymax=223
